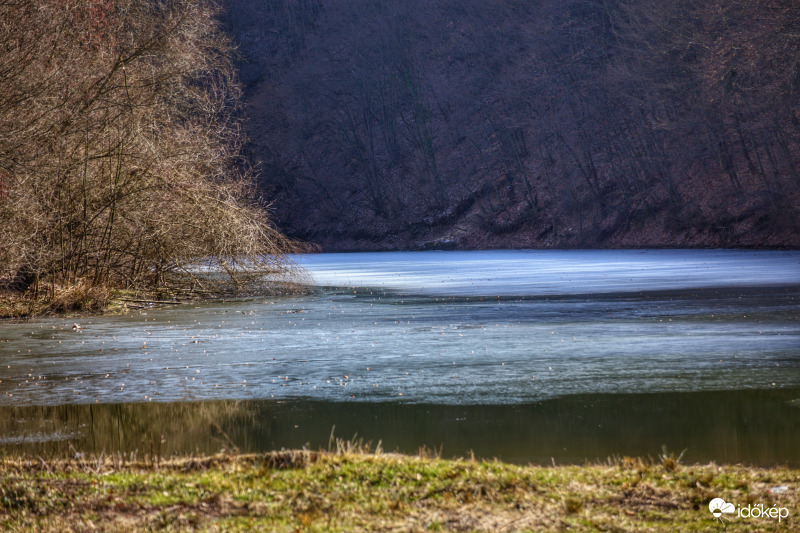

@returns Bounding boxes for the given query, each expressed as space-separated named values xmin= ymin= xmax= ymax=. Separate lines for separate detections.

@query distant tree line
xmin=227 ymin=0 xmax=800 ymax=248
xmin=0 ymin=0 xmax=298 ymax=309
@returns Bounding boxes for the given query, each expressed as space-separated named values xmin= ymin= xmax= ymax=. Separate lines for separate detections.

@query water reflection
xmin=2 ymin=388 xmax=799 ymax=466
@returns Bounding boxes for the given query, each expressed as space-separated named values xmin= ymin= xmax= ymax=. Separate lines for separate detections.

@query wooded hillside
xmin=225 ymin=0 xmax=800 ymax=250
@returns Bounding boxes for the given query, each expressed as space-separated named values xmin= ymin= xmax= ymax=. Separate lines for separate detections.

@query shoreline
xmin=0 ymin=282 xmax=307 ymax=320
xmin=0 ymin=290 xmax=185 ymax=321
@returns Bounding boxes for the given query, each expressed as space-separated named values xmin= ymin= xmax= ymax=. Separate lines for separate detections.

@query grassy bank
xmin=0 ymin=280 xmax=307 ymax=319
xmin=0 ymin=288 xmax=168 ymax=320
xmin=1 ymin=447 xmax=797 ymax=532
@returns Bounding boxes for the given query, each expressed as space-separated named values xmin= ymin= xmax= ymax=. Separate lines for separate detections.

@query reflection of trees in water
xmin=2 ymin=389 xmax=799 ymax=465
xmin=0 ymin=401 xmax=256 ymax=457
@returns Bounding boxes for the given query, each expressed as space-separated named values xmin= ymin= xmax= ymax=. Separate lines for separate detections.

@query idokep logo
xmin=709 ymin=497 xmax=790 ymax=525
xmin=708 ymin=498 xmax=735 ymax=524
xmin=738 ymin=503 xmax=790 ymax=523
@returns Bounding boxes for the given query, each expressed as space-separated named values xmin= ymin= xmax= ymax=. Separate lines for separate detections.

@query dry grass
xmin=45 ymin=282 xmax=112 ymax=314
xmin=0 ymin=275 xmax=311 ymax=319
xmin=0 ymin=285 xmax=155 ymax=319
xmin=1 ymin=446 xmax=798 ymax=532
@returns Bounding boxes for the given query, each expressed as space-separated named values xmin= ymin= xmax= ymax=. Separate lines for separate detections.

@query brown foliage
xmin=0 ymin=0 xmax=300 ymax=302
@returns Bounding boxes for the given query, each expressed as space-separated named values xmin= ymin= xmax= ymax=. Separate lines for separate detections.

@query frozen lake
xmin=294 ymin=249 xmax=800 ymax=295
xmin=1 ymin=249 xmax=799 ymax=463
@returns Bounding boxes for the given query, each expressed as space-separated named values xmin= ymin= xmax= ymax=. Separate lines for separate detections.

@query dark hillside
xmin=223 ymin=0 xmax=800 ymax=250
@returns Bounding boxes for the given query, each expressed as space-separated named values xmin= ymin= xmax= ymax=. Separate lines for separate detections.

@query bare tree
xmin=0 ymin=0 xmax=301 ymax=310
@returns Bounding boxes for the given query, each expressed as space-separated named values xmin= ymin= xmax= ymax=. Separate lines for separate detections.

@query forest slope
xmin=224 ymin=0 xmax=800 ymax=250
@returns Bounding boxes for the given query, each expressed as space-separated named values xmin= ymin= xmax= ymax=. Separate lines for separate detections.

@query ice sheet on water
xmin=293 ymin=249 xmax=800 ymax=296
xmin=2 ymin=249 xmax=799 ymax=407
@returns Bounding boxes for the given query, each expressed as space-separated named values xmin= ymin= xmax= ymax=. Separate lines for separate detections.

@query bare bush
xmin=0 ymin=0 xmax=301 ymax=304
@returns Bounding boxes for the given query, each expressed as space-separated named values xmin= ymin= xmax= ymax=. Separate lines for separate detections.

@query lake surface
xmin=1 ymin=250 xmax=799 ymax=464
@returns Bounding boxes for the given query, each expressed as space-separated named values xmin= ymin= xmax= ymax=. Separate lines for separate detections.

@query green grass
xmin=1 ymin=448 xmax=798 ymax=532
